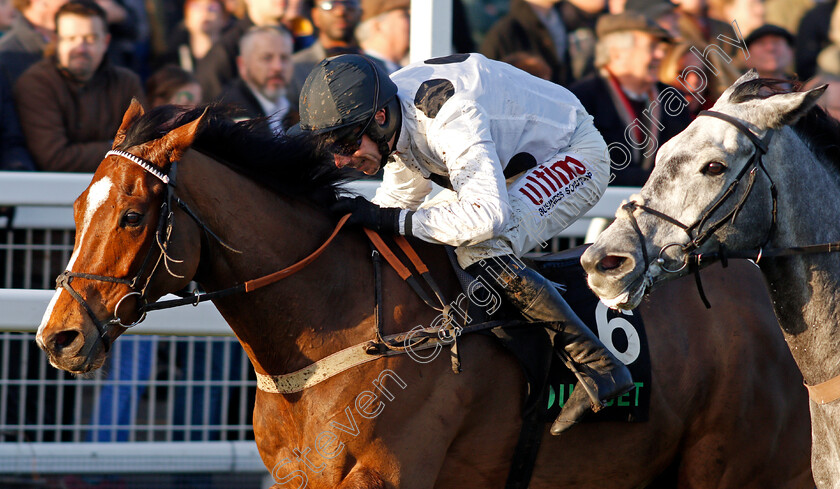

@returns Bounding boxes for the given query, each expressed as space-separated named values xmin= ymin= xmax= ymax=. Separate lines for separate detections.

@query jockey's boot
xmin=466 ymin=255 xmax=634 ymax=435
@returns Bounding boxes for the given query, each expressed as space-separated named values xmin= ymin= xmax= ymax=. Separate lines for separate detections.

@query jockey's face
xmin=333 ymin=133 xmax=382 ymax=175
xmin=329 ymin=108 xmax=391 ymax=175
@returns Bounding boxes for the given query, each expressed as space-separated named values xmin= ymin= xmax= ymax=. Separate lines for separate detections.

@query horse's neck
xmin=177 ymin=153 xmax=378 ymax=375
xmin=761 ymin=133 xmax=840 ymax=384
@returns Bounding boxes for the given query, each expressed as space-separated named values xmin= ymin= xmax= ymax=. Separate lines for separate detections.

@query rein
xmin=57 ymin=149 xmax=349 ymax=351
xmin=620 ymin=110 xmax=778 ymax=307
xmin=623 ymin=110 xmax=840 ymax=403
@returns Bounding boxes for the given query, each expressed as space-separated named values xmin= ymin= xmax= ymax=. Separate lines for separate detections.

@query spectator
xmin=797 ymin=0 xmax=837 ymax=81
xmin=95 ymin=0 xmax=141 ymax=70
xmin=0 ymin=0 xmax=15 ymax=34
xmin=220 ymin=25 xmax=297 ymax=133
xmin=87 ymin=336 xmax=155 ymax=442
xmin=570 ymin=11 xmax=691 ymax=186
xmin=158 ymin=0 xmax=229 ymax=72
xmin=356 ymin=0 xmax=409 ymax=74
xmin=658 ymin=41 xmax=714 ymax=117
xmin=0 ymin=0 xmax=69 ymax=171
xmin=564 ymin=0 xmax=606 ymax=80
xmin=744 ymin=24 xmax=795 ymax=81
xmin=798 ymin=3 xmax=833 ymax=79
xmin=282 ymin=0 xmax=315 ymax=50
xmin=13 ymin=0 xmax=144 ymax=172
xmin=288 ymin=0 xmax=362 ymax=108
xmin=765 ymin=0 xmax=812 ymax=35
xmin=146 ymin=64 xmax=203 ymax=107
xmin=0 ymin=0 xmax=67 ymax=83
xmin=224 ymin=0 xmax=247 ymax=18
xmin=706 ymin=0 xmax=764 ymax=36
xmin=480 ymin=0 xmax=571 ymax=85
xmin=624 ymin=0 xmax=680 ymax=38
xmin=671 ymin=0 xmax=742 ymax=101
xmin=196 ymin=0 xmax=292 ymax=101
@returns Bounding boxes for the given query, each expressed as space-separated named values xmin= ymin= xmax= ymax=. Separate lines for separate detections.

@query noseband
xmin=619 ymin=110 xmax=778 ymax=306
xmin=55 ymin=150 xmax=221 ymax=352
xmin=55 ymin=148 xmax=351 ymax=353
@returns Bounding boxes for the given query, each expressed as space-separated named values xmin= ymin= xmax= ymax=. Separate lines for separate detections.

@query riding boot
xmin=466 ymin=255 xmax=634 ymax=435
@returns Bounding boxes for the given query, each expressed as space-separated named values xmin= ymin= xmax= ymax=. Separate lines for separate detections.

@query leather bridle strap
xmin=143 ymin=214 xmax=352 ymax=311
xmin=244 ymin=214 xmax=351 ymax=292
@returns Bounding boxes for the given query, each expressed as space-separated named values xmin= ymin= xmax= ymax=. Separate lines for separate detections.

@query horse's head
xmin=37 ymin=100 xmax=206 ymax=373
xmin=582 ymin=70 xmax=828 ymax=309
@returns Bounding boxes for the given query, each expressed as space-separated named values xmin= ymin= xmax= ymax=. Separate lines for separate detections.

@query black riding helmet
xmin=295 ymin=54 xmax=402 ymax=166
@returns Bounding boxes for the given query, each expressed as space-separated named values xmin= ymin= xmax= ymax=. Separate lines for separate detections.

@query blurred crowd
xmin=0 ymin=0 xmax=838 ymax=182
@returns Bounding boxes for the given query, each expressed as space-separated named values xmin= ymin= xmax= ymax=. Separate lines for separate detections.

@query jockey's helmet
xmin=295 ymin=54 xmax=401 ymax=162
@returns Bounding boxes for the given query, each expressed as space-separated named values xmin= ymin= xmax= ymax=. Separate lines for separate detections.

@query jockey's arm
xmin=388 ymin=100 xmax=511 ymax=248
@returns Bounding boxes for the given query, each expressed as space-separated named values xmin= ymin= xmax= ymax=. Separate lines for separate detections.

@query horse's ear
xmin=161 ymin=107 xmax=208 ymax=162
xmin=751 ymin=85 xmax=828 ymax=129
xmin=113 ymin=98 xmax=145 ymax=149
xmin=716 ymin=69 xmax=761 ymax=104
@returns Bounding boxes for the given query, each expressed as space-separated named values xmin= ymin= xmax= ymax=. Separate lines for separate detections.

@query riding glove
xmin=331 ymin=196 xmax=402 ymax=235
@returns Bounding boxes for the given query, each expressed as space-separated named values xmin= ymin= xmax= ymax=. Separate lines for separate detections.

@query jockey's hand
xmin=331 ymin=196 xmax=401 ymax=235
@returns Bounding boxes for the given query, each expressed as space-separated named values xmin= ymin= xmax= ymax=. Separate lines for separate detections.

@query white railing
xmin=0 ymin=171 xmax=637 ymax=487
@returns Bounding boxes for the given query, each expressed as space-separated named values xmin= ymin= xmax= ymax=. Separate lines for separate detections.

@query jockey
xmin=292 ymin=53 xmax=633 ymax=434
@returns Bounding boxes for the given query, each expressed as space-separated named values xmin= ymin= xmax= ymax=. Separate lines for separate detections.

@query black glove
xmin=331 ymin=196 xmax=402 ymax=235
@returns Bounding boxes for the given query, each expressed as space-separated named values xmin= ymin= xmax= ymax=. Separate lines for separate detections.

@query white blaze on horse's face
xmin=37 ymin=177 xmax=114 ymax=338
xmin=581 ymin=71 xmax=827 ymax=310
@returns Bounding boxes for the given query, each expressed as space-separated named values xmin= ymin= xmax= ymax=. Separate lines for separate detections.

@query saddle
xmin=366 ymin=234 xmax=651 ymax=424
xmin=445 ymin=245 xmax=651 ymax=424
xmin=367 ymin=236 xmax=652 ymax=489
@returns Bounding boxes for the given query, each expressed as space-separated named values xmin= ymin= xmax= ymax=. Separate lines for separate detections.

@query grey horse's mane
xmin=729 ymin=79 xmax=840 ymax=172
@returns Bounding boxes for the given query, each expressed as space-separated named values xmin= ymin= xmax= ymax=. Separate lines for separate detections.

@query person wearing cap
xmin=293 ymin=52 xmax=634 ymax=435
xmin=287 ymin=0 xmax=362 ymax=109
xmin=569 ymin=11 xmax=691 ymax=186
xmin=744 ymin=24 xmax=795 ymax=82
xmin=355 ymin=0 xmax=409 ymax=74
xmin=623 ymin=0 xmax=680 ymax=38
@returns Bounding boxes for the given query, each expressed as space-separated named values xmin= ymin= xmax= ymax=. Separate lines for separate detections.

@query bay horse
xmin=36 ymin=100 xmax=813 ymax=488
xmin=581 ymin=70 xmax=840 ymax=486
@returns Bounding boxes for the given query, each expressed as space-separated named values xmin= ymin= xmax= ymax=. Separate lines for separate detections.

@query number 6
xmin=595 ymin=301 xmax=641 ymax=365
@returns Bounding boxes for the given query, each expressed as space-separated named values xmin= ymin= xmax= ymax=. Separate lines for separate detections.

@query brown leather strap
xmin=363 ymin=228 xmax=444 ymax=312
xmin=363 ymin=228 xmax=413 ymax=280
xmin=806 ymin=374 xmax=840 ymax=404
xmin=244 ymin=214 xmax=351 ymax=292
xmin=394 ymin=235 xmax=429 ymax=274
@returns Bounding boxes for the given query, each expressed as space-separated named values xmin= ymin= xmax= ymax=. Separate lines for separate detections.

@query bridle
xmin=619 ymin=110 xmax=778 ymax=306
xmin=617 ymin=107 xmax=840 ymax=403
xmin=55 ymin=149 xmax=234 ymax=352
xmin=55 ymin=148 xmax=352 ymax=353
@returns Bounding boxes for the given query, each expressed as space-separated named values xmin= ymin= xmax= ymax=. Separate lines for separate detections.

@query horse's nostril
xmin=52 ymin=330 xmax=79 ymax=351
xmin=599 ymin=255 xmax=626 ymax=271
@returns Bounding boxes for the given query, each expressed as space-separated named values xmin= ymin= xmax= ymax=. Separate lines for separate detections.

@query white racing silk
xmin=372 ymin=53 xmax=609 ymax=267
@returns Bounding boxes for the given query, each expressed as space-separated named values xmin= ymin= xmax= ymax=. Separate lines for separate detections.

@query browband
xmin=106 ymin=149 xmax=170 ymax=184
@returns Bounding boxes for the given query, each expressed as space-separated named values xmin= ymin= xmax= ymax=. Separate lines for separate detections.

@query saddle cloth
xmin=448 ymin=244 xmax=651 ymax=423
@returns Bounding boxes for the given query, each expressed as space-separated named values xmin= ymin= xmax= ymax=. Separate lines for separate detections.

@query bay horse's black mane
xmin=117 ymin=104 xmax=352 ymax=206
xmin=729 ymin=78 xmax=840 ymax=174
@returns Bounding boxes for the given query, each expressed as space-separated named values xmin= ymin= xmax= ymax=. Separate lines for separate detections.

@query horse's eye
xmin=122 ymin=211 xmax=143 ymax=227
xmin=703 ymin=161 xmax=727 ymax=176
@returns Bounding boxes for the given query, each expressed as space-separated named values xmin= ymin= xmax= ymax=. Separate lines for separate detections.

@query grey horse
xmin=581 ymin=70 xmax=840 ymax=487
